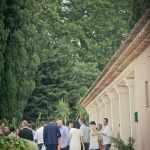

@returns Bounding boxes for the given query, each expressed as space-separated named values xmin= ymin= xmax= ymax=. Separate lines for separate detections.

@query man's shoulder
xmin=21 ymin=128 xmax=32 ymax=134
xmin=81 ymin=124 xmax=89 ymax=129
xmin=80 ymin=124 xmax=84 ymax=128
xmin=52 ymin=123 xmax=58 ymax=128
xmin=105 ymin=125 xmax=111 ymax=130
xmin=62 ymin=125 xmax=68 ymax=129
xmin=45 ymin=123 xmax=58 ymax=129
xmin=50 ymin=123 xmax=56 ymax=126
xmin=36 ymin=127 xmax=43 ymax=132
xmin=43 ymin=124 xmax=49 ymax=129
xmin=21 ymin=128 xmax=31 ymax=131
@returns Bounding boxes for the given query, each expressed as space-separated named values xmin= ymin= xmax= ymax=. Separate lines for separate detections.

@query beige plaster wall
xmin=133 ymin=45 xmax=150 ymax=150
xmin=85 ymin=45 xmax=150 ymax=150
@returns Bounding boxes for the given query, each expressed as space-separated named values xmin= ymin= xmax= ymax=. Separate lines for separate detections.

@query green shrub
xmin=112 ymin=137 xmax=135 ymax=150
xmin=0 ymin=137 xmax=38 ymax=150
xmin=2 ymin=118 xmax=18 ymax=128
xmin=26 ymin=140 xmax=38 ymax=150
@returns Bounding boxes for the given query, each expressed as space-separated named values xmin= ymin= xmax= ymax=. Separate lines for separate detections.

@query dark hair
xmin=9 ymin=126 xmax=15 ymax=132
xmin=79 ymin=118 xmax=85 ymax=123
xmin=89 ymin=121 xmax=96 ymax=125
xmin=48 ymin=117 xmax=53 ymax=122
xmin=28 ymin=123 xmax=32 ymax=128
xmin=40 ymin=121 xmax=45 ymax=126
xmin=73 ymin=121 xmax=80 ymax=129
xmin=31 ymin=123 xmax=36 ymax=130
xmin=104 ymin=118 xmax=108 ymax=123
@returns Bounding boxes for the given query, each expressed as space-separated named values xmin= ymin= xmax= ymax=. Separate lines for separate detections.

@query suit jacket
xmin=43 ymin=123 xmax=61 ymax=146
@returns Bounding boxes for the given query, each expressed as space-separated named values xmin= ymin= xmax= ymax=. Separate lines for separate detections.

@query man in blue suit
xmin=43 ymin=117 xmax=61 ymax=150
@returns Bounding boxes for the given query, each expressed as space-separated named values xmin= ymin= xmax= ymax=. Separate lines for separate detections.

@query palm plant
xmin=75 ymin=101 xmax=89 ymax=123
xmin=55 ymin=99 xmax=70 ymax=125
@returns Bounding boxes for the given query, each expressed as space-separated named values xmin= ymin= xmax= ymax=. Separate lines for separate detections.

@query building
xmin=80 ymin=9 xmax=150 ymax=150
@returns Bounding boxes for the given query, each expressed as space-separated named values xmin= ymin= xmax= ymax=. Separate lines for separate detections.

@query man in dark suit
xmin=43 ymin=117 xmax=61 ymax=150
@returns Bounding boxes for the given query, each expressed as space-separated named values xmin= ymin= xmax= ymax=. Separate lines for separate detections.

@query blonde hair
xmin=22 ymin=120 xmax=28 ymax=127
xmin=56 ymin=120 xmax=63 ymax=126
xmin=90 ymin=125 xmax=99 ymax=136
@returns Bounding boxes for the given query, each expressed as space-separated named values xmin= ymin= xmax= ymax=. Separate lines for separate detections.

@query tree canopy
xmin=0 ymin=0 xmax=149 ymax=122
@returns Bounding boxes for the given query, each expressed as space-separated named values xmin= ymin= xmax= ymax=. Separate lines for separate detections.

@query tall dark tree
xmin=0 ymin=0 xmax=40 ymax=120
xmin=0 ymin=0 xmax=7 ymax=86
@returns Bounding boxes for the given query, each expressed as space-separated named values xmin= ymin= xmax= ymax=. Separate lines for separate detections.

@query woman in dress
xmin=89 ymin=124 xmax=100 ymax=150
xmin=70 ymin=121 xmax=85 ymax=150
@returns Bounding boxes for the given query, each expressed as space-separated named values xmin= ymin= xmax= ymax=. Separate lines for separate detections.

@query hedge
xmin=0 ymin=136 xmax=38 ymax=150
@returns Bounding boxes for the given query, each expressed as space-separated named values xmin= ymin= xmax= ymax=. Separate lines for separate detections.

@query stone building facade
xmin=81 ymin=10 xmax=150 ymax=150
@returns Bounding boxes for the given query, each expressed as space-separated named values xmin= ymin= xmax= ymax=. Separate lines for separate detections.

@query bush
xmin=0 ymin=137 xmax=38 ymax=150
xmin=2 ymin=118 xmax=18 ymax=128
xmin=26 ymin=140 xmax=38 ymax=150
xmin=112 ymin=137 xmax=135 ymax=150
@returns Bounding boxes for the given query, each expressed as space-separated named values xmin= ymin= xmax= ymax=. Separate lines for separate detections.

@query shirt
xmin=19 ymin=128 xmax=33 ymax=141
xmin=59 ymin=126 xmax=70 ymax=148
xmin=80 ymin=124 xmax=90 ymax=143
xmin=34 ymin=126 xmax=44 ymax=144
xmin=102 ymin=125 xmax=112 ymax=145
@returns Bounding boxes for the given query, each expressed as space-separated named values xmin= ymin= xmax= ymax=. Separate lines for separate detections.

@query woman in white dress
xmin=89 ymin=124 xmax=100 ymax=150
xmin=70 ymin=121 xmax=85 ymax=150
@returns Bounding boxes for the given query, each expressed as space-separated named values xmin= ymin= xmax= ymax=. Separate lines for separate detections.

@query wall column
xmin=115 ymin=83 xmax=131 ymax=142
xmin=91 ymin=105 xmax=96 ymax=121
xmin=93 ymin=101 xmax=100 ymax=123
xmin=89 ymin=109 xmax=93 ymax=122
xmin=96 ymin=98 xmax=102 ymax=123
xmin=125 ymin=77 xmax=137 ymax=147
xmin=99 ymin=100 xmax=105 ymax=123
xmin=92 ymin=102 xmax=98 ymax=122
xmin=85 ymin=106 xmax=91 ymax=122
xmin=88 ymin=106 xmax=94 ymax=121
xmin=102 ymin=94 xmax=112 ymax=126
xmin=108 ymin=88 xmax=120 ymax=138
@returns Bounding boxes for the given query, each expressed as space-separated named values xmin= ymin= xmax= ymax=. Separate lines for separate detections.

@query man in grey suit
xmin=79 ymin=118 xmax=90 ymax=150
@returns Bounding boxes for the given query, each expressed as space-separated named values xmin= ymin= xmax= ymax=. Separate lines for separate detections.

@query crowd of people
xmin=0 ymin=117 xmax=112 ymax=150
